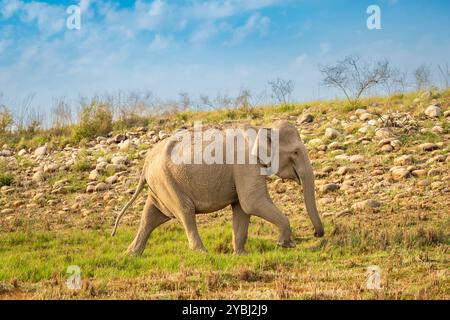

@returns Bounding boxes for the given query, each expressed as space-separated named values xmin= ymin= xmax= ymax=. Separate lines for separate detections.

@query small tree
xmin=269 ymin=78 xmax=295 ymax=105
xmin=52 ymin=97 xmax=72 ymax=129
xmin=319 ymin=56 xmax=391 ymax=105
xmin=414 ymin=64 xmax=432 ymax=90
xmin=437 ymin=64 xmax=450 ymax=89
xmin=0 ymin=105 xmax=13 ymax=134
xmin=73 ymin=100 xmax=113 ymax=140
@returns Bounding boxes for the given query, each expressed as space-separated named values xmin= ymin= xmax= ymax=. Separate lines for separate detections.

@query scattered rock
xmin=337 ymin=166 xmax=354 ymax=175
xmin=94 ymin=182 xmax=109 ymax=192
xmin=424 ymin=105 xmax=442 ymax=118
xmin=394 ymin=155 xmax=414 ymax=166
xmin=1 ymin=208 xmax=14 ymax=214
xmin=32 ymin=171 xmax=44 ymax=183
xmin=381 ymin=144 xmax=394 ymax=152
xmin=34 ymin=144 xmax=47 ymax=157
xmin=321 ymin=183 xmax=339 ymax=193
xmin=89 ymin=170 xmax=100 ymax=181
xmin=349 ymin=155 xmax=364 ymax=163
xmin=351 ymin=199 xmax=381 ymax=212
xmin=325 ymin=128 xmax=340 ymax=139
xmin=298 ymin=114 xmax=314 ymax=124
xmin=419 ymin=143 xmax=439 ymax=152
xmin=105 ymin=175 xmax=118 ymax=184
xmin=391 ymin=167 xmax=410 ymax=180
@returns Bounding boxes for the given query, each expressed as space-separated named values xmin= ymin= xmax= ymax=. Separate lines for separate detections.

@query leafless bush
xmin=383 ymin=68 xmax=409 ymax=95
xmin=13 ymin=94 xmax=43 ymax=135
xmin=437 ymin=64 xmax=450 ymax=89
xmin=52 ymin=97 xmax=73 ymax=129
xmin=414 ymin=64 xmax=433 ymax=90
xmin=268 ymin=78 xmax=295 ymax=105
xmin=0 ymin=105 xmax=14 ymax=134
xmin=319 ymin=56 xmax=391 ymax=104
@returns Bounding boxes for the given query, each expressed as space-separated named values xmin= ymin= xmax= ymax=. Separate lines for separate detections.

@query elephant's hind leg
xmin=127 ymin=196 xmax=171 ymax=256
xmin=232 ymin=203 xmax=250 ymax=255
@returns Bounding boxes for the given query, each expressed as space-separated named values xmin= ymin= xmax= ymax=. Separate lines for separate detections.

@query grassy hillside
xmin=0 ymin=90 xmax=449 ymax=299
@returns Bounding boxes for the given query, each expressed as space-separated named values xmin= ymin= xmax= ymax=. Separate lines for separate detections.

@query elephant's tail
xmin=111 ymin=175 xmax=146 ymax=236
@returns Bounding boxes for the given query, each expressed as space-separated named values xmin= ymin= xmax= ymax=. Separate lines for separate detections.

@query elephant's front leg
xmin=232 ymin=202 xmax=250 ymax=255
xmin=127 ymin=196 xmax=171 ymax=256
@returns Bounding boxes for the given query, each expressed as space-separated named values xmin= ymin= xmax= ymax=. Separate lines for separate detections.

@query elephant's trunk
xmin=296 ymin=160 xmax=324 ymax=238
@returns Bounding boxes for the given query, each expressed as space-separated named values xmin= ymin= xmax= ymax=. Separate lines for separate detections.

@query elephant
xmin=111 ymin=120 xmax=324 ymax=255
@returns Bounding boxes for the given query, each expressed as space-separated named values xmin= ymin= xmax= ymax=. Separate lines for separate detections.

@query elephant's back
xmin=146 ymin=138 xmax=238 ymax=213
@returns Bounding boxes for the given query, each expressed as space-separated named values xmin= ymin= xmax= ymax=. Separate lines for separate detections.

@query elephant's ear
xmin=250 ymin=127 xmax=277 ymax=165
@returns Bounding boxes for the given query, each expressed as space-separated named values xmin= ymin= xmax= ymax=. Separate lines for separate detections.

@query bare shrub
xmin=52 ymin=97 xmax=72 ymax=130
xmin=414 ymin=64 xmax=433 ymax=90
xmin=0 ymin=105 xmax=13 ymax=134
xmin=437 ymin=64 xmax=450 ymax=89
xmin=268 ymin=78 xmax=295 ymax=105
xmin=319 ymin=56 xmax=391 ymax=105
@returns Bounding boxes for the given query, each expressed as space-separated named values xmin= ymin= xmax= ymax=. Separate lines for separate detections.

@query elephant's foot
xmin=189 ymin=242 xmax=207 ymax=252
xmin=277 ymin=239 xmax=296 ymax=248
xmin=234 ymin=249 xmax=248 ymax=256
xmin=126 ymin=243 xmax=145 ymax=256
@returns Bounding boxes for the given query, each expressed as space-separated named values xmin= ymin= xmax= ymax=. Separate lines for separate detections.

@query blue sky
xmin=1 ymin=0 xmax=450 ymax=113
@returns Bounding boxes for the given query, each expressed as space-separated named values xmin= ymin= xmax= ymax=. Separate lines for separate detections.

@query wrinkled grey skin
xmin=112 ymin=120 xmax=324 ymax=255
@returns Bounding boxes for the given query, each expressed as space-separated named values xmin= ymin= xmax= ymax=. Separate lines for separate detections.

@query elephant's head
xmin=252 ymin=120 xmax=324 ymax=237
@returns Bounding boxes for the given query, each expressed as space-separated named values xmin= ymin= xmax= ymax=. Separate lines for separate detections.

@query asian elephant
xmin=111 ymin=120 xmax=324 ymax=255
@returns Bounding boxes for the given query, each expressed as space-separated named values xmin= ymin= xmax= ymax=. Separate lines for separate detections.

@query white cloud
xmin=227 ymin=14 xmax=270 ymax=46
xmin=148 ymin=34 xmax=172 ymax=52
xmin=320 ymin=43 xmax=330 ymax=55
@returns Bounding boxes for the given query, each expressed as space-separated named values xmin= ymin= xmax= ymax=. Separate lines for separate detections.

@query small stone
xmin=18 ymin=149 xmax=27 ymax=156
xmin=391 ymin=168 xmax=410 ymax=180
xmin=337 ymin=166 xmax=354 ymax=175
xmin=351 ymin=199 xmax=381 ymax=212
xmin=95 ymin=182 xmax=109 ymax=192
xmin=89 ymin=170 xmax=100 ymax=181
xmin=381 ymin=144 xmax=394 ymax=152
xmin=349 ymin=155 xmax=364 ymax=163
xmin=34 ymin=145 xmax=47 ymax=157
xmin=325 ymin=128 xmax=340 ymax=139
xmin=424 ymin=105 xmax=442 ymax=118
xmin=119 ymin=140 xmax=132 ymax=152
xmin=0 ymin=149 xmax=12 ymax=157
xmin=419 ymin=143 xmax=439 ymax=152
xmin=321 ymin=183 xmax=339 ymax=193
xmin=105 ymin=175 xmax=118 ymax=184
xmin=298 ymin=114 xmax=314 ymax=124
xmin=375 ymin=128 xmax=392 ymax=139
xmin=1 ymin=208 xmax=14 ymax=215
xmin=359 ymin=113 xmax=371 ymax=121
xmin=390 ymin=140 xmax=402 ymax=150
xmin=86 ymin=185 xmax=95 ymax=193
xmin=111 ymin=156 xmax=126 ymax=165
xmin=372 ymin=169 xmax=384 ymax=176
xmin=418 ymin=180 xmax=430 ymax=187
xmin=394 ymin=155 xmax=414 ymax=166
xmin=32 ymin=171 xmax=44 ymax=183
xmin=412 ymin=169 xmax=427 ymax=177
xmin=308 ymin=138 xmax=323 ymax=147
xmin=428 ymin=168 xmax=441 ymax=177
xmin=328 ymin=142 xmax=342 ymax=150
